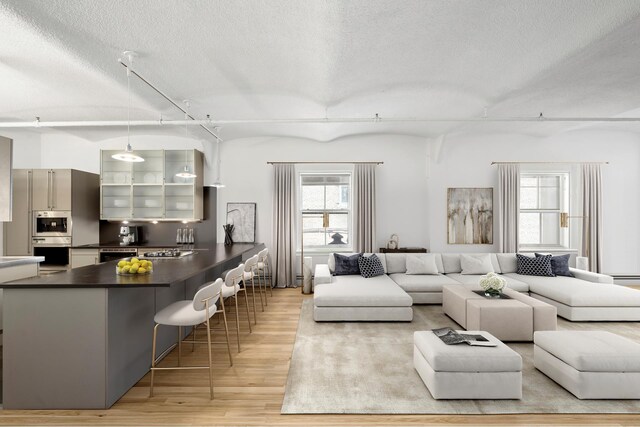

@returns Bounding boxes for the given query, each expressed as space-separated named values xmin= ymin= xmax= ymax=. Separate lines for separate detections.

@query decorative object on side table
xmin=387 ymin=234 xmax=399 ymax=250
xmin=223 ymin=223 xmax=234 ymax=246
xmin=479 ymin=272 xmax=506 ymax=298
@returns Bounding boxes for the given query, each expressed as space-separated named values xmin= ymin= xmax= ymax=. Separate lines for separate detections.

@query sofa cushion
xmin=406 ymin=254 xmax=439 ymax=275
xmin=329 ymin=253 xmax=387 ymax=273
xmin=517 ymin=253 xmax=554 ymax=277
xmin=534 ymin=331 xmax=640 ymax=372
xmin=508 ymin=273 xmax=640 ymax=306
xmin=441 ymin=253 xmax=501 ymax=274
xmin=447 ymin=273 xmax=530 ymax=292
xmin=358 ymin=254 xmax=385 ymax=278
xmin=535 ymin=253 xmax=573 ymax=277
xmin=496 ymin=253 xmax=518 ymax=273
xmin=385 ymin=253 xmax=407 ymax=274
xmin=460 ymin=254 xmax=494 ymax=275
xmin=390 ymin=273 xmax=461 ymax=292
xmin=334 ymin=253 xmax=361 ymax=276
xmin=313 ymin=275 xmax=413 ymax=307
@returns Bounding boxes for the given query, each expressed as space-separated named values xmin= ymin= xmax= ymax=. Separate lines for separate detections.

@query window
xmin=519 ymin=173 xmax=569 ymax=248
xmin=300 ymin=173 xmax=351 ymax=250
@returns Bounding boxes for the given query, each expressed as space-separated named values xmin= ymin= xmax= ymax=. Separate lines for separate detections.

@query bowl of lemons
xmin=116 ymin=257 xmax=153 ymax=275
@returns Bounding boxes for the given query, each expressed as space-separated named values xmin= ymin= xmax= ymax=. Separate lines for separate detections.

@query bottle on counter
xmin=176 ymin=228 xmax=183 ymax=244
xmin=188 ymin=228 xmax=194 ymax=244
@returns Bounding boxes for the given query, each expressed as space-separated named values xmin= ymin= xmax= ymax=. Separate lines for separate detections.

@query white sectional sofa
xmin=313 ymin=252 xmax=640 ymax=322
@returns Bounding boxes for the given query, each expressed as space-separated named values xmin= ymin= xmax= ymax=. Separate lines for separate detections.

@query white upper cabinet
xmin=100 ymin=149 xmax=203 ymax=221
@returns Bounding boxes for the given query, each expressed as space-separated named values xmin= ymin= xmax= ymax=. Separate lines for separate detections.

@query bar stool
xmin=257 ymin=248 xmax=273 ymax=302
xmin=150 ymin=278 xmax=227 ymax=399
xmin=223 ymin=263 xmax=252 ymax=351
xmin=243 ymin=254 xmax=263 ymax=316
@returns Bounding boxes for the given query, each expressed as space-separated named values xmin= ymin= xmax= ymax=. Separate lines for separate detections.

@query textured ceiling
xmin=1 ymin=0 xmax=640 ymax=141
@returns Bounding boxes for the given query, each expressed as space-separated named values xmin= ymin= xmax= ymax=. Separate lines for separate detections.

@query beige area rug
xmin=281 ymin=299 xmax=640 ymax=414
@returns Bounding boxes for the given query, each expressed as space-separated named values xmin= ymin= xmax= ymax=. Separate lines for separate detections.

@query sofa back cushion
xmin=405 ymin=254 xmax=439 ymax=275
xmin=385 ymin=253 xmax=407 ymax=274
xmin=460 ymin=253 xmax=495 ymax=275
xmin=496 ymin=253 xmax=518 ymax=273
xmin=328 ymin=253 xmax=387 ymax=274
xmin=441 ymin=253 xmax=502 ymax=274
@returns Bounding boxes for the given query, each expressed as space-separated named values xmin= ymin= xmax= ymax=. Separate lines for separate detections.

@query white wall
xmin=4 ymin=126 xmax=640 ymax=275
xmin=215 ymin=135 xmax=430 ymax=268
xmin=426 ymin=129 xmax=640 ymax=274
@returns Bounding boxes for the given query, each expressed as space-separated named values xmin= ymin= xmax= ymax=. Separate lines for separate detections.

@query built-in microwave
xmin=33 ymin=211 xmax=72 ymax=237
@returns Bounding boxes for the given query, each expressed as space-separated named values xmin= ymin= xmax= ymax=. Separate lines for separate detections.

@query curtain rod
xmin=491 ymin=161 xmax=609 ymax=165
xmin=267 ymin=161 xmax=383 ymax=165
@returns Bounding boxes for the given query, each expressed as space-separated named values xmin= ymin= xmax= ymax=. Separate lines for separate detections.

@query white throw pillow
xmin=405 ymin=254 xmax=439 ymax=275
xmin=460 ymin=254 xmax=495 ymax=275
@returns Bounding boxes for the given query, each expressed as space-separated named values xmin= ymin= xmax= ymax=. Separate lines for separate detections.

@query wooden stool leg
xmin=234 ymin=295 xmax=241 ymax=352
xmin=205 ymin=303 xmax=214 ymax=400
xmin=221 ymin=303 xmax=233 ymax=366
xmin=267 ymin=262 xmax=273 ymax=296
xmin=177 ymin=326 xmax=182 ymax=367
xmin=149 ymin=323 xmax=159 ymax=397
xmin=250 ymin=278 xmax=258 ymax=324
xmin=191 ymin=324 xmax=197 ymax=352
xmin=243 ymin=289 xmax=252 ymax=333
xmin=256 ymin=271 xmax=265 ymax=311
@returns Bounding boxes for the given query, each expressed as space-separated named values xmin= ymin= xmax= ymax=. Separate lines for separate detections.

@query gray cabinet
xmin=70 ymin=249 xmax=100 ymax=269
xmin=32 ymin=169 xmax=71 ymax=211
xmin=3 ymin=170 xmax=32 ymax=256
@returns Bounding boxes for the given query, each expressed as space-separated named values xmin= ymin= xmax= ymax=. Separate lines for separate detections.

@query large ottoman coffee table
xmin=534 ymin=331 xmax=640 ymax=399
xmin=413 ymin=330 xmax=522 ymax=399
xmin=442 ymin=285 xmax=557 ymax=341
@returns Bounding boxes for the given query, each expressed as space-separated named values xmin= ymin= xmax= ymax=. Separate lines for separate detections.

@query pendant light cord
xmin=127 ymin=68 xmax=131 ymax=147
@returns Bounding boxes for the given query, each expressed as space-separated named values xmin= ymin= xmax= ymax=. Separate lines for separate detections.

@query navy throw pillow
xmin=358 ymin=254 xmax=385 ymax=278
xmin=516 ymin=254 xmax=554 ymax=277
xmin=535 ymin=253 xmax=573 ymax=277
xmin=333 ymin=253 xmax=362 ymax=276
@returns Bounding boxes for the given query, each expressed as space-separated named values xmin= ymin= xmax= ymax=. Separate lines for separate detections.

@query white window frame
xmin=518 ymin=172 xmax=570 ymax=250
xmin=298 ymin=171 xmax=353 ymax=253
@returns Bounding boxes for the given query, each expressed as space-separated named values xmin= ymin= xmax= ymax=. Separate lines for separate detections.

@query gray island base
xmin=1 ymin=243 xmax=263 ymax=409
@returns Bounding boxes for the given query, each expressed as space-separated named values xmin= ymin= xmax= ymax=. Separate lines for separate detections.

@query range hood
xmin=0 ymin=136 xmax=12 ymax=221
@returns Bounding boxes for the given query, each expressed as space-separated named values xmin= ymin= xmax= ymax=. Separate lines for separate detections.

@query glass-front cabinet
xmin=100 ymin=149 xmax=203 ymax=221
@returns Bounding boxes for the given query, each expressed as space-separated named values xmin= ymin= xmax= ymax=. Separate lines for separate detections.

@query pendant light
xmin=211 ymin=133 xmax=225 ymax=188
xmin=175 ymin=103 xmax=197 ymax=179
xmin=112 ymin=52 xmax=144 ymax=163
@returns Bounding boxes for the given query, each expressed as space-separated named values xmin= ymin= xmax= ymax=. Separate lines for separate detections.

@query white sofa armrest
xmin=314 ymin=264 xmax=332 ymax=287
xmin=569 ymin=268 xmax=614 ymax=284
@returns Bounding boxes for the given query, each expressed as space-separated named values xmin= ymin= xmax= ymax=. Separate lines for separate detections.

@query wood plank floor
xmin=1 ymin=287 xmax=640 ymax=426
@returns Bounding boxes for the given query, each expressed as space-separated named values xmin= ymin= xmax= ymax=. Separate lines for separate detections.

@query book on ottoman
xmin=432 ymin=327 xmax=497 ymax=347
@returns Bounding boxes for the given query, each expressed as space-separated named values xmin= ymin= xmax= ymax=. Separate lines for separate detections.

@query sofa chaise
xmin=313 ymin=252 xmax=640 ymax=322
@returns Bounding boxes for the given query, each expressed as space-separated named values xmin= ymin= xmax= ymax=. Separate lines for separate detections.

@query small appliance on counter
xmin=119 ymin=225 xmax=141 ymax=246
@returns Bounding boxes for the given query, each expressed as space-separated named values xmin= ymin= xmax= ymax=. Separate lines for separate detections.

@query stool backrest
xmin=258 ymin=248 xmax=268 ymax=262
xmin=224 ymin=264 xmax=245 ymax=287
xmin=244 ymin=254 xmax=258 ymax=271
xmin=193 ymin=278 xmax=223 ymax=311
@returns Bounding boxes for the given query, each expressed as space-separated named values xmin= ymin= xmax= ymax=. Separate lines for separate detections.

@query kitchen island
xmin=1 ymin=243 xmax=263 ymax=409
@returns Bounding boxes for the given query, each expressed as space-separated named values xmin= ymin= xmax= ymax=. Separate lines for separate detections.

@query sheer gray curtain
xmin=352 ymin=163 xmax=376 ymax=253
xmin=582 ymin=164 xmax=603 ymax=272
xmin=272 ymin=163 xmax=297 ymax=287
xmin=497 ymin=164 xmax=520 ymax=253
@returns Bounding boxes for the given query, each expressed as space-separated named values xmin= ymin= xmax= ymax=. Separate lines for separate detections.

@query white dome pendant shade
xmin=112 ymin=142 xmax=144 ymax=162
xmin=176 ymin=164 xmax=197 ymax=179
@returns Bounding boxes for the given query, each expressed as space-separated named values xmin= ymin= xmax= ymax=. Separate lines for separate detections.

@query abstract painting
xmin=226 ymin=202 xmax=256 ymax=243
xmin=447 ymin=188 xmax=493 ymax=244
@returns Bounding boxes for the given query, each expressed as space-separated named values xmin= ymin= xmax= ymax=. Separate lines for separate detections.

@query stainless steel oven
xmin=33 ymin=211 xmax=72 ymax=237
xmin=99 ymin=248 xmax=138 ymax=263
xmin=32 ymin=236 xmax=72 ymax=271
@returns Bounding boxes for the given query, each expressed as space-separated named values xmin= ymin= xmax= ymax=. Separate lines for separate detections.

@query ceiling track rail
xmin=1 ymin=115 xmax=640 ymax=129
xmin=117 ymin=59 xmax=222 ymax=141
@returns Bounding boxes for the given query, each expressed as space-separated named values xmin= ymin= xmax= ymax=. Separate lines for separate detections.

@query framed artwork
xmin=447 ymin=188 xmax=493 ymax=244
xmin=226 ymin=202 xmax=257 ymax=243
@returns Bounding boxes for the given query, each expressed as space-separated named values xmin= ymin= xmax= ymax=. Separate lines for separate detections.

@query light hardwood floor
xmin=1 ymin=287 xmax=640 ymax=426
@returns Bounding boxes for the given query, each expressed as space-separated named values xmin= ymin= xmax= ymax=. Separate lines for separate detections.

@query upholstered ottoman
xmin=534 ymin=331 xmax=640 ymax=399
xmin=413 ymin=330 xmax=522 ymax=399
xmin=467 ymin=299 xmax=533 ymax=341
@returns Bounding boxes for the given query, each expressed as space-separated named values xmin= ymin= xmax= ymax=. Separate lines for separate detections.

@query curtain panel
xmin=582 ymin=164 xmax=603 ymax=272
xmin=352 ymin=163 xmax=377 ymax=253
xmin=497 ymin=163 xmax=520 ymax=253
xmin=272 ymin=163 xmax=297 ymax=287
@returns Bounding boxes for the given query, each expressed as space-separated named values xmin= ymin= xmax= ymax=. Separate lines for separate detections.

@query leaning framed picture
xmin=226 ymin=202 xmax=257 ymax=243
xmin=447 ymin=188 xmax=493 ymax=244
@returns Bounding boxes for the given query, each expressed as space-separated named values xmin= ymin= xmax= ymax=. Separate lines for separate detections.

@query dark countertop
xmin=72 ymin=242 xmax=187 ymax=249
xmin=3 ymin=243 xmax=263 ymax=288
